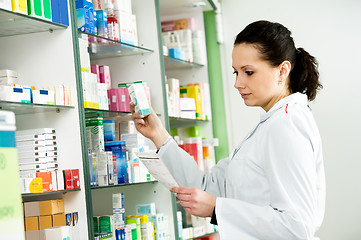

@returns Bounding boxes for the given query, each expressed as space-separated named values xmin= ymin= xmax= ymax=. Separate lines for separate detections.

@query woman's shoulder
xmin=266 ymin=100 xmax=317 ymax=136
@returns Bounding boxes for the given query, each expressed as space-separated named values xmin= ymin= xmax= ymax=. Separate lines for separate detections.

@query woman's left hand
xmin=170 ymin=185 xmax=216 ymax=218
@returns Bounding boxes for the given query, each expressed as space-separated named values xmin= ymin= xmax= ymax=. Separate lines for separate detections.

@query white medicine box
xmin=0 ymin=86 xmax=31 ymax=103
xmin=33 ymin=89 xmax=55 ymax=105
xmin=0 ymin=0 xmax=11 ymax=11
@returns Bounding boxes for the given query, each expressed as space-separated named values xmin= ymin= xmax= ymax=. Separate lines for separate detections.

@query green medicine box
xmin=27 ymin=0 xmax=43 ymax=18
xmin=43 ymin=0 xmax=52 ymax=20
xmin=27 ymin=0 xmax=52 ymax=20
xmin=99 ymin=216 xmax=113 ymax=233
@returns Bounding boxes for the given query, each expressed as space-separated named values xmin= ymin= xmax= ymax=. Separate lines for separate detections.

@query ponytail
xmin=289 ymin=48 xmax=322 ymax=101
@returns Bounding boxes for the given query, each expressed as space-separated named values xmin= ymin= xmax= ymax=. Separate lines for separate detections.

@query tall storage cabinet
xmin=0 ymin=3 xmax=90 ymax=239
xmin=72 ymin=0 xmax=178 ymax=239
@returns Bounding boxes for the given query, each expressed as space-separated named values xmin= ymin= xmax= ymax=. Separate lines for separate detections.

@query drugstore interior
xmin=0 ymin=0 xmax=224 ymax=239
xmin=2 ymin=0 xmax=361 ymax=240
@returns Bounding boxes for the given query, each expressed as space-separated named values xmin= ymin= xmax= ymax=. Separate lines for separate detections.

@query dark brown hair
xmin=234 ymin=20 xmax=322 ymax=101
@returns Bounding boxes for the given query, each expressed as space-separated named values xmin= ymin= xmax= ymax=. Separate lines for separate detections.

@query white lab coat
xmin=158 ymin=93 xmax=325 ymax=240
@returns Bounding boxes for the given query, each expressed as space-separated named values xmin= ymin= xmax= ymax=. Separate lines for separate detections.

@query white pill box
xmin=17 ymin=128 xmax=55 ymax=135
xmin=33 ymin=89 xmax=55 ymax=105
xmin=0 ymin=85 xmax=31 ymax=103
xmin=128 ymin=83 xmax=151 ymax=116
xmin=0 ymin=0 xmax=12 ymax=11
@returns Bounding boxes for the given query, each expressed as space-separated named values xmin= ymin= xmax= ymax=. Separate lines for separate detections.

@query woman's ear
xmin=279 ymin=60 xmax=291 ymax=80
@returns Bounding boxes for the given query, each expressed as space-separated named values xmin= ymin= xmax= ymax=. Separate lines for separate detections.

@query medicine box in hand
xmin=128 ymin=83 xmax=151 ymax=116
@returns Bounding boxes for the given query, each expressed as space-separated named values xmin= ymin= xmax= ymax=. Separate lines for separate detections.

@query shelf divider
xmin=0 ymin=8 xmax=67 ymax=37
xmin=91 ymin=181 xmax=157 ymax=190
xmin=78 ymin=31 xmax=153 ymax=59
xmin=22 ymin=188 xmax=81 ymax=199
xmin=169 ymin=117 xmax=209 ymax=129
xmin=0 ymin=100 xmax=74 ymax=115
xmin=163 ymin=56 xmax=204 ymax=70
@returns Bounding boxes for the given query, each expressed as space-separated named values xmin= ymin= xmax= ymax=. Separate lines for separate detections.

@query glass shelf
xmin=79 ymin=31 xmax=153 ymax=59
xmin=22 ymin=188 xmax=80 ymax=198
xmin=163 ymin=56 xmax=204 ymax=70
xmin=0 ymin=7 xmax=67 ymax=37
xmin=84 ymin=108 xmax=161 ymax=118
xmin=91 ymin=181 xmax=157 ymax=190
xmin=0 ymin=100 xmax=74 ymax=115
xmin=84 ymin=108 xmax=131 ymax=118
xmin=169 ymin=117 xmax=209 ymax=129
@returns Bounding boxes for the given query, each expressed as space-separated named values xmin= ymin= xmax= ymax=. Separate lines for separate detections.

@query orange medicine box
xmin=52 ymin=213 xmax=66 ymax=227
xmin=57 ymin=199 xmax=64 ymax=213
xmin=36 ymin=172 xmax=53 ymax=192
xmin=24 ymin=216 xmax=39 ymax=231
xmin=39 ymin=215 xmax=52 ymax=230
xmin=39 ymin=200 xmax=59 ymax=216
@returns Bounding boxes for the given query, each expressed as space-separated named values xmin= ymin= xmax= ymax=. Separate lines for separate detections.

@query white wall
xmin=219 ymin=0 xmax=361 ymax=239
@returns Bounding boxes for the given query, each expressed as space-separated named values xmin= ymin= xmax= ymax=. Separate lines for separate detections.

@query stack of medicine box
xmin=82 ymin=71 xmax=109 ymax=110
xmin=148 ymin=213 xmax=169 ymax=240
xmin=16 ymin=128 xmax=58 ymax=193
xmin=94 ymin=193 xmax=126 ymax=239
xmin=121 ymin=133 xmax=156 ymax=183
xmin=180 ymin=85 xmax=203 ymax=120
xmin=162 ymin=29 xmax=193 ymax=62
xmin=136 ymin=203 xmax=156 ymax=240
xmin=75 ymin=0 xmax=96 ymax=34
xmin=127 ymin=203 xmax=169 ymax=240
xmin=23 ymin=199 xmax=78 ymax=239
xmin=0 ymin=69 xmax=71 ymax=106
xmin=94 ymin=0 xmax=139 ymax=45
xmin=113 ymin=193 xmax=126 ymax=240
xmin=108 ymin=85 xmax=131 ymax=112
xmin=0 ymin=69 xmax=32 ymax=104
xmin=125 ymin=217 xmax=142 ymax=240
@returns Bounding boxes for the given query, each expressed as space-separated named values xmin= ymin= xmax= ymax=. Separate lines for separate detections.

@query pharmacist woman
xmin=131 ymin=20 xmax=325 ymax=240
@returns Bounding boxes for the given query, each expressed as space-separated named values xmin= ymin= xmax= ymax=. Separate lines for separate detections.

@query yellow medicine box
xmin=11 ymin=0 xmax=27 ymax=14
xmin=180 ymin=85 xmax=203 ymax=120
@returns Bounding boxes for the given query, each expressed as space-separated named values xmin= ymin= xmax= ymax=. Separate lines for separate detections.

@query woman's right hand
xmin=130 ymin=103 xmax=170 ymax=149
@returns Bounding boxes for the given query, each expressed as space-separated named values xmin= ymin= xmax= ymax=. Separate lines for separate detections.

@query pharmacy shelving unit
xmin=71 ymin=0 xmax=180 ymax=239
xmin=0 ymin=3 xmax=90 ymax=238
xmin=159 ymin=0 xmax=216 ymax=140
xmin=159 ymin=0 xmax=218 ymax=239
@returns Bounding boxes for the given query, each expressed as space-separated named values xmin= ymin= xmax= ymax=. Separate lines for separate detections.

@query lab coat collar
xmin=260 ymin=92 xmax=308 ymax=122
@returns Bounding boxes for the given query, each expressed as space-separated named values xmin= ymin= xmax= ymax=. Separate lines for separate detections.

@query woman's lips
xmin=241 ymin=93 xmax=251 ymax=99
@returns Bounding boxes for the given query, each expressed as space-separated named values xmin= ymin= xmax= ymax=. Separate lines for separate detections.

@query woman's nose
xmin=234 ymin=76 xmax=245 ymax=89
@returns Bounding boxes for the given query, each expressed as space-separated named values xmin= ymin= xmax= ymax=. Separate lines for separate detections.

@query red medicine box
xmin=63 ymin=169 xmax=80 ymax=190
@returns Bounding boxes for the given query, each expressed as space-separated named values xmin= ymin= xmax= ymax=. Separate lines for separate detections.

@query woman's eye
xmin=233 ymin=71 xmax=238 ymax=76
xmin=245 ymin=71 xmax=254 ymax=76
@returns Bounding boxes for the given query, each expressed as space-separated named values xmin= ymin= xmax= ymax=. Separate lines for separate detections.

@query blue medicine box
xmin=105 ymin=141 xmax=128 ymax=184
xmin=75 ymin=0 xmax=94 ymax=34
xmin=96 ymin=10 xmax=108 ymax=37
xmin=169 ymin=48 xmax=183 ymax=59
xmin=51 ymin=0 xmax=69 ymax=26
